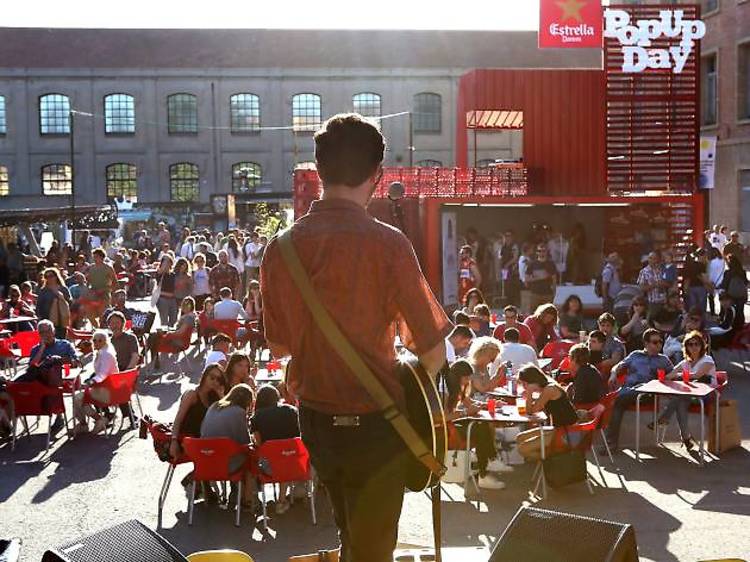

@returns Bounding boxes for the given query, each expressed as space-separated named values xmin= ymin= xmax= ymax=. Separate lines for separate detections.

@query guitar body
xmin=399 ymin=355 xmax=448 ymax=492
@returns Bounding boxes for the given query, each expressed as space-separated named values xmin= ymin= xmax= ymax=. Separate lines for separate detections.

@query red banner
xmin=539 ymin=0 xmax=602 ymax=49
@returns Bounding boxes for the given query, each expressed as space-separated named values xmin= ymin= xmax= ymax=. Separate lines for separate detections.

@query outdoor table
xmin=455 ymin=406 xmax=547 ymax=496
xmin=0 ymin=316 xmax=37 ymax=325
xmin=255 ymin=370 xmax=284 ymax=386
xmin=633 ymin=379 xmax=719 ymax=465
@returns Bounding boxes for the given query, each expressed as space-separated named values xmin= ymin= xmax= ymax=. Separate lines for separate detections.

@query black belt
xmin=300 ymin=403 xmax=385 ymax=428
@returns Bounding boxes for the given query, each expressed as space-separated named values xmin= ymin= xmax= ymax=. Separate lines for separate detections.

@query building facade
xmin=0 ymin=28 xmax=598 ymax=213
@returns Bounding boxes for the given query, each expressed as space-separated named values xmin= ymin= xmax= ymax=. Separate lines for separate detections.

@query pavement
xmin=2 ymin=299 xmax=750 ymax=561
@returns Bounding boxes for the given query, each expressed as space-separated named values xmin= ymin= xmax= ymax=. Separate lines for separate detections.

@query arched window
xmin=416 ymin=159 xmax=442 ymax=168
xmin=0 ymin=96 xmax=6 ymax=135
xmin=292 ymin=93 xmax=321 ymax=132
xmin=41 ymin=164 xmax=72 ymax=195
xmin=167 ymin=94 xmax=198 ymax=134
xmin=104 ymin=94 xmax=135 ymax=134
xmin=231 ymin=162 xmax=262 ymax=192
xmin=0 ymin=165 xmax=9 ymax=196
xmin=230 ymin=93 xmax=260 ymax=133
xmin=413 ymin=92 xmax=441 ymax=133
xmin=353 ymin=93 xmax=382 ymax=119
xmin=106 ymin=163 xmax=138 ymax=201
xmin=170 ymin=163 xmax=199 ymax=202
xmin=39 ymin=94 xmax=70 ymax=135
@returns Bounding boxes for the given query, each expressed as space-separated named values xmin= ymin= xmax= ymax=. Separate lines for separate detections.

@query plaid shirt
xmin=637 ymin=265 xmax=666 ymax=304
xmin=209 ymin=263 xmax=240 ymax=296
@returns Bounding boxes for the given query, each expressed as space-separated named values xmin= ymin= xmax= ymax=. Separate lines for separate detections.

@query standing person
xmin=603 ymin=329 xmax=673 ymax=452
xmin=157 ymin=222 xmax=171 ymax=248
xmin=36 ymin=268 xmax=71 ymax=339
xmin=173 ymin=257 xmax=194 ymax=306
xmin=518 ymin=243 xmax=534 ymax=315
xmin=683 ymin=249 xmax=710 ymax=315
xmin=547 ymin=230 xmax=569 ymax=283
xmin=524 ymin=243 xmax=557 ymax=311
xmin=260 ymin=114 xmax=450 ymax=562
xmin=637 ymin=252 xmax=666 ymax=318
xmin=155 ymin=254 xmax=178 ymax=328
xmin=86 ymin=248 xmax=117 ymax=326
xmin=209 ymin=250 xmax=241 ymax=299
xmin=243 ymin=231 xmax=263 ymax=284
xmin=458 ymin=245 xmax=481 ymax=306
xmin=720 ymin=254 xmax=748 ymax=328
xmin=723 ymin=231 xmax=744 ymax=262
xmin=226 ymin=236 xmax=246 ymax=296
xmin=500 ymin=230 xmax=520 ymax=304
xmin=179 ymin=235 xmax=195 ymax=260
xmin=191 ymin=253 xmax=211 ymax=311
xmin=707 ymin=247 xmax=725 ymax=316
xmin=567 ymin=223 xmax=587 ymax=284
xmin=661 ymin=250 xmax=679 ymax=293
xmin=601 ymin=252 xmax=622 ymax=313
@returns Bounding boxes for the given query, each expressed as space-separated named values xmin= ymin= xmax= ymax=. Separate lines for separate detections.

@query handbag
xmin=150 ymin=280 xmax=161 ymax=309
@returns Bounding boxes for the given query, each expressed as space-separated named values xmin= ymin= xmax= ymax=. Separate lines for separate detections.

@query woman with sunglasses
xmin=620 ymin=297 xmax=650 ymax=353
xmin=649 ymin=331 xmax=716 ymax=450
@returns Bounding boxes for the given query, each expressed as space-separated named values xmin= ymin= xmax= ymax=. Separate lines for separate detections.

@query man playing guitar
xmin=260 ymin=113 xmax=450 ymax=562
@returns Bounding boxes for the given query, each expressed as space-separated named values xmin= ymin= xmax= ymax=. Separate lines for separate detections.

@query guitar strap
xmin=277 ymin=229 xmax=443 ymax=561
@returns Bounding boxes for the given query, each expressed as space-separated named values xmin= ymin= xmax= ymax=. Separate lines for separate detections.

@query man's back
xmin=214 ymin=298 xmax=245 ymax=320
xmin=497 ymin=342 xmax=538 ymax=374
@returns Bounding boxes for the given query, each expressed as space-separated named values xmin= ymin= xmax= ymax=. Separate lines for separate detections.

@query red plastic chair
xmin=149 ymin=423 xmax=191 ymax=527
xmin=254 ymin=437 xmax=316 ymax=530
xmin=83 ymin=369 xmax=143 ymax=433
xmin=202 ymin=319 xmax=243 ymax=348
xmin=7 ymin=330 xmax=41 ymax=360
xmin=182 ymin=437 xmax=251 ymax=527
xmin=5 ymin=381 xmax=67 ymax=452
xmin=0 ymin=338 xmax=21 ymax=377
xmin=541 ymin=340 xmax=575 ymax=370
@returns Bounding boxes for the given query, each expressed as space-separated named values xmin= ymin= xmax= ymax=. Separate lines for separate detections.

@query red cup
xmin=487 ymin=398 xmax=496 ymax=417
xmin=491 ymin=313 xmax=498 ymax=324
xmin=682 ymin=366 xmax=690 ymax=384
xmin=657 ymin=369 xmax=665 ymax=382
xmin=63 ymin=363 xmax=71 ymax=377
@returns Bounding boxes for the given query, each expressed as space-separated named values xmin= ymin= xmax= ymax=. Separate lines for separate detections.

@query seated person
xmin=523 ymin=304 xmax=559 ymax=352
xmin=171 ymin=363 xmax=226 ymax=499
xmin=214 ymin=287 xmax=250 ymax=321
xmin=444 ymin=360 xmax=509 ymax=490
xmin=492 ymin=327 xmax=537 ymax=376
xmin=108 ymin=311 xmax=141 ymax=429
xmin=471 ymin=304 xmax=492 ymax=337
xmin=200 ymin=383 xmax=256 ymax=509
xmin=20 ymin=281 xmax=36 ymax=307
xmin=619 ymin=297 xmax=650 ymax=353
xmin=587 ymin=330 xmax=606 ymax=366
xmin=649 ymin=290 xmax=683 ymax=334
xmin=467 ymin=337 xmax=505 ymax=396
xmin=567 ymin=343 xmax=605 ymax=406
xmin=603 ymin=329 xmax=673 ymax=452
xmin=225 ymin=352 xmax=256 ymax=391
xmin=444 ymin=325 xmax=474 ymax=363
xmin=596 ymin=313 xmax=625 ymax=374
xmin=649 ymin=331 xmax=715 ymax=451
xmin=146 ymin=296 xmax=196 ymax=369
xmin=68 ymin=272 xmax=89 ymax=302
xmin=205 ymin=333 xmax=232 ymax=369
xmin=452 ymin=310 xmax=471 ymax=328
xmin=198 ymin=297 xmax=215 ymax=344
xmin=515 ymin=364 xmax=579 ymax=460
xmin=492 ymin=305 xmax=535 ymax=348
xmin=558 ymin=294 xmax=584 ymax=339
xmin=1 ymin=284 xmax=35 ymax=332
xmin=251 ymin=384 xmax=302 ymax=513
xmin=664 ymin=308 xmax=711 ymax=364
xmin=100 ymin=289 xmax=135 ymax=326
xmin=72 ymin=330 xmax=119 ymax=435
xmin=708 ymin=291 xmax=736 ymax=350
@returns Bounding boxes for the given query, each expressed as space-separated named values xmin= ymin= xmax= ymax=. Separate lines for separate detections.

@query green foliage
xmin=253 ymin=203 xmax=288 ymax=237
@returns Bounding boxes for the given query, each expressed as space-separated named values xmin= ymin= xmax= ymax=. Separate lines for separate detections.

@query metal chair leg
xmin=309 ymin=479 xmax=317 ymax=525
xmin=585 ymin=476 xmax=595 ymax=496
xmin=590 ymin=446 xmax=606 ymax=487
xmin=235 ymin=480 xmax=242 ymax=527
xmin=11 ymin=415 xmax=17 ymax=451
xmin=261 ymin=482 xmax=268 ymax=531
xmin=600 ymin=429 xmax=614 ymax=463
xmin=158 ymin=464 xmax=175 ymax=526
xmin=188 ymin=480 xmax=196 ymax=526
xmin=45 ymin=415 xmax=52 ymax=452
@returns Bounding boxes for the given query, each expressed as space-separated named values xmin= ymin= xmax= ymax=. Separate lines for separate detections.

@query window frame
xmin=702 ymin=0 xmax=719 ymax=17
xmin=701 ymin=51 xmax=719 ymax=128
xmin=738 ymin=38 xmax=750 ymax=123
xmin=231 ymin=162 xmax=262 ymax=192
xmin=413 ymin=92 xmax=442 ymax=134
xmin=105 ymin=163 xmax=138 ymax=201
xmin=169 ymin=162 xmax=200 ymax=202
xmin=39 ymin=93 xmax=71 ymax=136
xmin=0 ymin=165 xmax=9 ymax=196
xmin=352 ymin=92 xmax=382 ymax=119
xmin=229 ymin=93 xmax=261 ymax=134
xmin=292 ymin=93 xmax=322 ymax=133
xmin=167 ymin=93 xmax=199 ymax=135
xmin=41 ymin=163 xmax=72 ymax=196
xmin=104 ymin=93 xmax=136 ymax=135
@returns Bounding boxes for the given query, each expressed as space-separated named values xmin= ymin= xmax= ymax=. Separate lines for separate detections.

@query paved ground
xmin=2 ymin=300 xmax=750 ymax=561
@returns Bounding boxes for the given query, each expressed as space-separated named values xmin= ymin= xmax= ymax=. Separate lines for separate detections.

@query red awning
xmin=466 ymin=110 xmax=524 ymax=129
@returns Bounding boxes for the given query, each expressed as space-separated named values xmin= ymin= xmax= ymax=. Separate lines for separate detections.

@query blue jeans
xmin=687 ymin=286 xmax=708 ymax=314
xmin=156 ymin=296 xmax=178 ymax=328
xmin=606 ymin=387 xmax=639 ymax=446
xmin=658 ymin=397 xmax=691 ymax=439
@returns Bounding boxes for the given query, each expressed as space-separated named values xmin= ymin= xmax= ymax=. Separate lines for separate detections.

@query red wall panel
xmin=456 ymin=68 xmax=607 ymax=196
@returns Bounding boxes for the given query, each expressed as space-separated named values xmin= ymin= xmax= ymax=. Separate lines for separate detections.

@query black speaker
xmin=489 ymin=506 xmax=638 ymax=562
xmin=41 ymin=520 xmax=187 ymax=562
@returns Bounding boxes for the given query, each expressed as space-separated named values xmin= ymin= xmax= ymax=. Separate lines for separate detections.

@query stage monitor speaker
xmin=489 ymin=506 xmax=638 ymax=562
xmin=40 ymin=519 xmax=188 ymax=562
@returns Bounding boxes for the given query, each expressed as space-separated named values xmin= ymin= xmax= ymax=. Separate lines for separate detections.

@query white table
xmin=634 ymin=379 xmax=719 ymax=465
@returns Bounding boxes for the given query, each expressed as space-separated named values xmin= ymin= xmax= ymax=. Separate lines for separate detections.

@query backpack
xmin=728 ymin=275 xmax=747 ymax=301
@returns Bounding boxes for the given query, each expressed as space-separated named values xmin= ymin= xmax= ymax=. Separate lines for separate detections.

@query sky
xmin=3 ymin=0 xmax=541 ymax=30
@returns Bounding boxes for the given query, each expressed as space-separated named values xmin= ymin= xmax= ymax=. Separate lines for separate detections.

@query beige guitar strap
xmin=277 ymin=229 xmax=444 ymax=478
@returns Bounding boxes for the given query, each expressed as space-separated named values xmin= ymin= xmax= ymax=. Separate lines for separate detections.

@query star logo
xmin=556 ymin=0 xmax=587 ymax=23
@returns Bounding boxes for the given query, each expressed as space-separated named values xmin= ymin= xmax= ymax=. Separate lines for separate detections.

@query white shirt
xmin=214 ymin=298 xmax=249 ymax=321
xmin=192 ymin=267 xmax=210 ymax=296
xmin=205 ymin=350 xmax=227 ymax=368
xmin=91 ymin=346 xmax=118 ymax=383
xmin=491 ymin=342 xmax=538 ymax=376
xmin=180 ymin=242 xmax=194 ymax=260
xmin=547 ymin=236 xmax=569 ymax=275
xmin=445 ymin=338 xmax=456 ymax=364
xmin=708 ymin=258 xmax=725 ymax=287
xmin=244 ymin=241 xmax=262 ymax=268
xmin=674 ymin=354 xmax=717 ymax=386
xmin=518 ymin=256 xmax=530 ymax=287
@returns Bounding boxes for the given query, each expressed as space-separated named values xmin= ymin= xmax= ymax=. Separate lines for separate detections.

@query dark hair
xmin=453 ymin=311 xmax=471 ymax=326
xmin=588 ymin=330 xmax=606 ymax=344
xmin=642 ymin=327 xmax=663 ymax=344
xmin=255 ymin=384 xmax=281 ymax=410
xmin=473 ymin=303 xmax=491 ymax=317
xmin=92 ymin=248 xmax=106 ymax=259
xmin=561 ymin=294 xmax=583 ymax=315
xmin=314 ymin=113 xmax=385 ymax=187
xmin=503 ymin=305 xmax=519 ymax=315
xmin=225 ymin=352 xmax=251 ymax=387
xmin=726 ymin=254 xmax=745 ymax=276
xmin=107 ymin=311 xmax=126 ymax=326
xmin=215 ymin=383 xmax=254 ymax=411
xmin=448 ymin=325 xmax=474 ymax=340
xmin=198 ymin=363 xmax=225 ymax=391
xmin=212 ymin=333 xmax=232 ymax=346
xmin=569 ymin=343 xmax=590 ymax=365
xmin=460 ymin=245 xmax=473 ymax=257
xmin=463 ymin=288 xmax=485 ymax=307
xmin=219 ymin=287 xmax=233 ymax=299
xmin=597 ymin=312 xmax=616 ymax=326
xmin=446 ymin=359 xmax=473 ymax=409
xmin=503 ymin=327 xmax=520 ymax=343
xmin=518 ymin=365 xmax=551 ymax=387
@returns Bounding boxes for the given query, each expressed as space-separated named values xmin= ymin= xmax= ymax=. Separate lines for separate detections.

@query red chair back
xmin=124 ymin=320 xmax=133 ymax=331
xmin=0 ymin=338 xmax=20 ymax=359
xmin=541 ymin=340 xmax=575 ymax=370
xmin=5 ymin=381 xmax=65 ymax=416
xmin=598 ymin=390 xmax=619 ymax=431
xmin=256 ymin=437 xmax=311 ymax=484
xmin=182 ymin=437 xmax=250 ymax=482
xmin=9 ymin=331 xmax=41 ymax=358
xmin=85 ymin=369 xmax=139 ymax=407
xmin=209 ymin=320 xmax=241 ymax=339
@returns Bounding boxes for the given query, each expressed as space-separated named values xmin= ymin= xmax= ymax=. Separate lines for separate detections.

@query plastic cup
xmin=579 ymin=330 xmax=587 ymax=343
xmin=487 ymin=398 xmax=496 ymax=417
xmin=657 ymin=369 xmax=665 ymax=382
xmin=63 ymin=363 xmax=71 ymax=377
xmin=682 ymin=366 xmax=690 ymax=384
xmin=517 ymin=398 xmax=527 ymax=416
